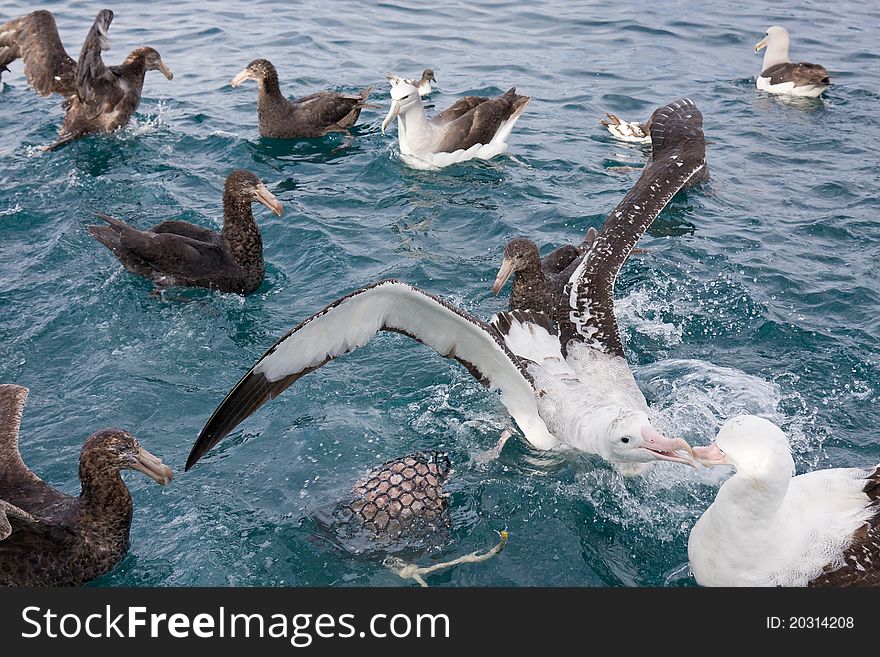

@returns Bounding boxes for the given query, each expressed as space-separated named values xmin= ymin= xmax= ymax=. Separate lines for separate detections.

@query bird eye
xmin=621 ymin=437 xmax=630 ymax=444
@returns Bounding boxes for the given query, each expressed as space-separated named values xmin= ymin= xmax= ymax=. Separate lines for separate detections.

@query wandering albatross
xmin=754 ymin=26 xmax=830 ymax=97
xmin=689 ymin=415 xmax=880 ymax=587
xmin=0 ymin=9 xmax=173 ymax=150
xmin=184 ymin=99 xmax=709 ymax=476
xmin=0 ymin=384 xmax=173 ymax=586
xmin=230 ymin=59 xmax=373 ymax=138
xmin=381 ymin=76 xmax=530 ymax=168
xmin=88 ymin=170 xmax=283 ymax=295
xmin=498 ymin=98 xmax=706 ymax=316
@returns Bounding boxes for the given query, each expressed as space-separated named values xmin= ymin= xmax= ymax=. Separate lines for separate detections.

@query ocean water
xmin=1 ymin=0 xmax=878 ymax=587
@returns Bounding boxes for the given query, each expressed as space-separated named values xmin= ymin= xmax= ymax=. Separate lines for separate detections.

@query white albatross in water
xmin=754 ymin=26 xmax=830 ymax=97
xmin=186 ymin=98 xmax=708 ymax=475
xmin=689 ymin=415 xmax=880 ymax=586
xmin=381 ymin=76 xmax=530 ymax=169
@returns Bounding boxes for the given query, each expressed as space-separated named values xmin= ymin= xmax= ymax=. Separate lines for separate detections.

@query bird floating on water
xmin=0 ymin=384 xmax=172 ymax=586
xmin=381 ymin=75 xmax=530 ymax=169
xmin=0 ymin=9 xmax=173 ymax=150
xmin=88 ymin=170 xmax=283 ymax=295
xmin=689 ymin=415 xmax=879 ymax=587
xmin=754 ymin=26 xmax=830 ymax=97
xmin=230 ymin=58 xmax=373 ymax=138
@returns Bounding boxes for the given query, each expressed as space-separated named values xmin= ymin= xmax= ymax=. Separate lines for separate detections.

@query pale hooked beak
xmin=381 ymin=100 xmax=400 ymax=134
xmin=692 ymin=443 xmax=727 ymax=467
xmin=755 ymin=37 xmax=768 ymax=53
xmin=130 ymin=446 xmax=173 ymax=485
xmin=492 ymin=257 xmax=516 ymax=295
xmin=230 ymin=68 xmax=254 ymax=88
xmin=253 ymin=183 xmax=283 ymax=216
xmin=640 ymin=426 xmax=695 ymax=467
xmin=159 ymin=61 xmax=174 ymax=80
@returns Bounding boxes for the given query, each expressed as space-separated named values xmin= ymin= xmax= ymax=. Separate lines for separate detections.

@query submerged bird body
xmin=689 ymin=416 xmax=880 ymax=587
xmin=88 ymin=170 xmax=283 ymax=295
xmin=0 ymin=384 xmax=172 ymax=586
xmin=755 ymin=26 xmax=830 ymax=97
xmin=231 ymin=59 xmax=372 ymax=138
xmin=382 ymin=77 xmax=530 ymax=167
xmin=335 ymin=451 xmax=452 ymax=540
xmin=0 ymin=10 xmax=173 ymax=150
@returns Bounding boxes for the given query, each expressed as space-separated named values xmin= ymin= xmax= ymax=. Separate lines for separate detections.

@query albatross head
xmin=692 ymin=415 xmax=794 ymax=480
xmin=594 ymin=411 xmax=694 ymax=476
xmin=231 ymin=59 xmax=278 ymax=90
xmin=81 ymin=429 xmax=174 ymax=486
xmin=381 ymin=77 xmax=421 ymax=134
xmin=754 ymin=26 xmax=791 ymax=65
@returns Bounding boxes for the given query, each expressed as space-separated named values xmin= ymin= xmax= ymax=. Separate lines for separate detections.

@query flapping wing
xmin=561 ymin=98 xmax=707 ymax=357
xmin=0 ymin=10 xmax=76 ymax=96
xmin=186 ymin=280 xmax=554 ymax=470
xmin=75 ymin=9 xmax=116 ymax=114
xmin=0 ymin=385 xmax=39 ymax=485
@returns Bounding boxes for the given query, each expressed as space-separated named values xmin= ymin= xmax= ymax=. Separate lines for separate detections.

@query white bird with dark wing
xmin=381 ymin=76 xmax=530 ymax=169
xmin=754 ymin=26 xmax=830 ymax=97
xmin=186 ymin=98 xmax=707 ymax=477
xmin=689 ymin=415 xmax=880 ymax=587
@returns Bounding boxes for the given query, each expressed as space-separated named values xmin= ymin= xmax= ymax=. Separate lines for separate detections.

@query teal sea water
xmin=1 ymin=0 xmax=878 ymax=586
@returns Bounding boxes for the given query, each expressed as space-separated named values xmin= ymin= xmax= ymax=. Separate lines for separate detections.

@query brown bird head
xmin=230 ymin=59 xmax=279 ymax=90
xmin=128 ymin=47 xmax=174 ymax=80
xmin=80 ymin=429 xmax=173 ymax=486
xmin=422 ymin=68 xmax=436 ymax=83
xmin=224 ymin=170 xmax=283 ymax=216
xmin=493 ymin=237 xmax=541 ymax=294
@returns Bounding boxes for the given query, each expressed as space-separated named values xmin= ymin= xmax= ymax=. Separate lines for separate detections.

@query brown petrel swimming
xmin=88 ymin=170 xmax=283 ymax=295
xmin=0 ymin=9 xmax=173 ymax=150
xmin=0 ymin=384 xmax=172 ymax=586
xmin=230 ymin=58 xmax=373 ymax=138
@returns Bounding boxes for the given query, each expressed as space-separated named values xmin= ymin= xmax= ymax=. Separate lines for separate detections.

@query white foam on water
xmin=124 ymin=99 xmax=171 ymax=137
xmin=0 ymin=204 xmax=22 ymax=216
xmin=617 ymin=285 xmax=683 ymax=349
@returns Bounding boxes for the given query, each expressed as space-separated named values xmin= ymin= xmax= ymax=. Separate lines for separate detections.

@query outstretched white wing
xmin=187 ymin=280 xmax=556 ymax=469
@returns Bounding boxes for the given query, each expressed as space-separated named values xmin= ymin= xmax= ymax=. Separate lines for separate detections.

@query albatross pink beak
xmin=131 ymin=447 xmax=173 ymax=485
xmin=253 ymin=183 xmax=283 ymax=216
xmin=755 ymin=37 xmax=768 ymax=53
xmin=493 ymin=258 xmax=516 ymax=295
xmin=381 ymin=100 xmax=400 ymax=134
xmin=692 ymin=443 xmax=727 ymax=467
xmin=640 ymin=426 xmax=695 ymax=467
xmin=159 ymin=61 xmax=174 ymax=80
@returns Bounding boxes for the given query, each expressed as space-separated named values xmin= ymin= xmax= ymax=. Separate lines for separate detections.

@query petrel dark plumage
xmin=0 ymin=384 xmax=172 ymax=587
xmin=231 ymin=58 xmax=373 ymax=138
xmin=88 ymin=170 xmax=283 ymax=295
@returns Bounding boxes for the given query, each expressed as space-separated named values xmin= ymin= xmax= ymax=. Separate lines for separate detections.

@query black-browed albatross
xmin=0 ymin=9 xmax=173 ymax=150
xmin=754 ymin=26 xmax=830 ymax=97
xmin=381 ymin=75 xmax=530 ymax=168
xmin=0 ymin=384 xmax=173 ymax=586
xmin=185 ymin=99 xmax=707 ymax=476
